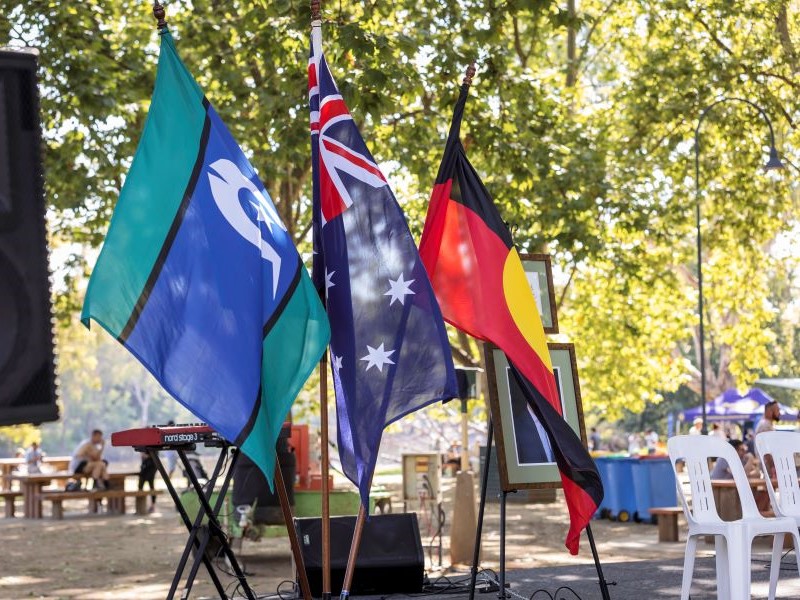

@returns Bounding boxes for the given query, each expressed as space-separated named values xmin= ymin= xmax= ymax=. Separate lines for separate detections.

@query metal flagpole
xmin=498 ymin=490 xmax=509 ymax=599
xmin=468 ymin=419 xmax=492 ymax=600
xmin=585 ymin=524 xmax=613 ymax=600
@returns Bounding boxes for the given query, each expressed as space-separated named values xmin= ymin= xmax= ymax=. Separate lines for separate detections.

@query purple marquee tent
xmin=679 ymin=387 xmax=798 ymax=423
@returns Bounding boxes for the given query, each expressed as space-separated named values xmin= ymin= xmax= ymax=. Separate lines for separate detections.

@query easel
xmin=466 ymin=420 xmax=613 ymax=600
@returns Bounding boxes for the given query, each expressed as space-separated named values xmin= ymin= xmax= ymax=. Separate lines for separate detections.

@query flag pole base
xmin=322 ymin=594 xmax=331 ymax=600
xmin=339 ymin=591 xmax=350 ymax=600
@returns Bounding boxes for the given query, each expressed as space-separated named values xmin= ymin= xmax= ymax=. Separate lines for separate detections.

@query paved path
xmin=339 ymin=555 xmax=800 ymax=600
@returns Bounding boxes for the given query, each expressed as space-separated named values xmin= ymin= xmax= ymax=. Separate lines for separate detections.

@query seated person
xmin=24 ymin=442 xmax=43 ymax=474
xmin=710 ymin=439 xmax=759 ymax=479
xmin=69 ymin=429 xmax=109 ymax=490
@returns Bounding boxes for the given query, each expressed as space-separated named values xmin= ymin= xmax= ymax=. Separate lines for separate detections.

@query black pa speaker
xmin=0 ymin=50 xmax=58 ymax=426
xmin=232 ymin=429 xmax=295 ymax=524
xmin=294 ymin=513 xmax=425 ymax=596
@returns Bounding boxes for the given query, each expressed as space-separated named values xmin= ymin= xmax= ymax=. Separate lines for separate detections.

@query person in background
xmin=69 ymin=429 xmax=109 ymax=490
xmin=24 ymin=442 xmax=43 ymax=474
xmin=627 ymin=433 xmax=642 ymax=455
xmin=709 ymin=423 xmax=727 ymax=440
xmin=138 ymin=452 xmax=157 ymax=513
xmin=756 ymin=400 xmax=781 ymax=478
xmin=589 ymin=428 xmax=602 ymax=452
xmin=756 ymin=400 xmax=780 ymax=436
xmin=743 ymin=428 xmax=756 ymax=455
xmin=644 ymin=429 xmax=659 ymax=453
xmin=710 ymin=439 xmax=759 ymax=479
xmin=689 ymin=417 xmax=703 ymax=435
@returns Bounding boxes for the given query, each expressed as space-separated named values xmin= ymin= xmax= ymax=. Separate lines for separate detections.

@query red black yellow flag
xmin=419 ymin=74 xmax=603 ymax=555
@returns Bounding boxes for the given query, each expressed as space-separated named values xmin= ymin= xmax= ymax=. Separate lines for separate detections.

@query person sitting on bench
xmin=69 ymin=429 xmax=110 ymax=490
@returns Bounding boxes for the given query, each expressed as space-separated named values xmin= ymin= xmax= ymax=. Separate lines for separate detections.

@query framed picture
xmin=485 ymin=342 xmax=587 ymax=491
xmin=519 ymin=253 xmax=558 ymax=334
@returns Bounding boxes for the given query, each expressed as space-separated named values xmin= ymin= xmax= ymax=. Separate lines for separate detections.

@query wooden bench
xmin=650 ymin=506 xmax=683 ymax=542
xmin=40 ymin=489 xmax=161 ymax=519
xmin=0 ymin=490 xmax=22 ymax=518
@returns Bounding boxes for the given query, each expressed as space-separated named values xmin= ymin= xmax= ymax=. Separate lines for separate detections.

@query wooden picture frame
xmin=485 ymin=342 xmax=587 ymax=491
xmin=519 ymin=253 xmax=558 ymax=334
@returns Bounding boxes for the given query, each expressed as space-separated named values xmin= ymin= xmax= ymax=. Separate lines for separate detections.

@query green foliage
xmin=1 ymin=0 xmax=798 ymax=426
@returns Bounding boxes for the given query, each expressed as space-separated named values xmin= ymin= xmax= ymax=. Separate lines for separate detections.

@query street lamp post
xmin=694 ymin=98 xmax=784 ymax=434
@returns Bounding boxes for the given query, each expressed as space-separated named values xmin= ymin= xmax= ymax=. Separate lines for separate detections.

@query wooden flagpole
xmin=310 ymin=5 xmax=331 ymax=598
xmin=338 ymin=479 xmax=371 ymax=600
xmin=319 ymin=352 xmax=332 ymax=600
xmin=276 ymin=461 xmax=313 ymax=600
xmin=302 ymin=0 xmax=337 ymax=590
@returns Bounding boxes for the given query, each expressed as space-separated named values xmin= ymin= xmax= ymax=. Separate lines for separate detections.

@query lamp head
xmin=766 ymin=146 xmax=785 ymax=171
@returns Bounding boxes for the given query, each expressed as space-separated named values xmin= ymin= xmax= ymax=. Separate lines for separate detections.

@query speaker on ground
xmin=294 ymin=513 xmax=425 ymax=596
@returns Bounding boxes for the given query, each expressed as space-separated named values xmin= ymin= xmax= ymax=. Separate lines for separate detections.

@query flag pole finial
xmin=152 ymin=1 xmax=168 ymax=32
xmin=463 ymin=63 xmax=477 ymax=87
xmin=311 ymin=0 xmax=322 ymax=20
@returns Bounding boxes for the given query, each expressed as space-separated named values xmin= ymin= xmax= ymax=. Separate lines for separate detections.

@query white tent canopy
xmin=757 ymin=378 xmax=800 ymax=391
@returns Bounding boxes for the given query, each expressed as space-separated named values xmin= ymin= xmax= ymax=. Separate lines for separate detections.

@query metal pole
xmin=693 ymin=97 xmax=781 ymax=435
xmin=498 ymin=490 xmax=508 ymax=600
xmin=694 ymin=135 xmax=708 ymax=435
xmin=468 ymin=421 xmax=493 ymax=600
xmin=585 ymin=523 xmax=613 ymax=600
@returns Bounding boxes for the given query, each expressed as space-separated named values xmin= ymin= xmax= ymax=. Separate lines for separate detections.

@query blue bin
xmin=646 ymin=457 xmax=677 ymax=509
xmin=593 ymin=457 xmax=613 ymax=519
xmin=631 ymin=456 xmax=678 ymax=523
xmin=604 ymin=457 xmax=638 ymax=522
xmin=631 ymin=458 xmax=652 ymax=522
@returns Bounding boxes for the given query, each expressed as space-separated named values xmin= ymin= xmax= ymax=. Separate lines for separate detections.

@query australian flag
xmin=309 ymin=25 xmax=458 ymax=507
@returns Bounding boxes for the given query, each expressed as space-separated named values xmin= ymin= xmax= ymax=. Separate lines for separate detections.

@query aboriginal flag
xmin=419 ymin=76 xmax=603 ymax=555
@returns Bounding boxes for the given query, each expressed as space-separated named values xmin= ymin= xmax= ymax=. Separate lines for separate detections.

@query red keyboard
xmin=111 ymin=423 xmax=220 ymax=448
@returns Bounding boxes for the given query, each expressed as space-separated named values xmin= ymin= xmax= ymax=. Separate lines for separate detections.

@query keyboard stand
xmin=144 ymin=441 xmax=256 ymax=600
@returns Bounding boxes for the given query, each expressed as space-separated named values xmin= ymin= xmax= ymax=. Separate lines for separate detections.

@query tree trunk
xmin=566 ymin=0 xmax=578 ymax=88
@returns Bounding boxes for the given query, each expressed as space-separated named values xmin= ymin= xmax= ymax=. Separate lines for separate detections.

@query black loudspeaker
xmin=294 ymin=513 xmax=425 ymax=596
xmin=0 ymin=50 xmax=58 ymax=426
xmin=232 ymin=427 xmax=295 ymax=524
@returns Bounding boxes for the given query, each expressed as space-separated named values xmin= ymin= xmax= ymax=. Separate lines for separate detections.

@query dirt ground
xmin=0 ymin=472 xmax=704 ymax=600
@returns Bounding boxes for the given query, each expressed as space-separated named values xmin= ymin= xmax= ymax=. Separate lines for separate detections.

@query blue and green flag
xmin=81 ymin=31 xmax=330 ymax=483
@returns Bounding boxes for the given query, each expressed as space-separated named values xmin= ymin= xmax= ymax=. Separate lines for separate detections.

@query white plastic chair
xmin=756 ymin=431 xmax=800 ymax=597
xmin=668 ymin=435 xmax=800 ymax=600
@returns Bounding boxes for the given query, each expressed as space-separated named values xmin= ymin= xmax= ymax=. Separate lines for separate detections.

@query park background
xmin=0 ymin=0 xmax=798 ymax=458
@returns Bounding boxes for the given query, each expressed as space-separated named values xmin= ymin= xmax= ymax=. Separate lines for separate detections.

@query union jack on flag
xmin=309 ymin=24 xmax=457 ymax=508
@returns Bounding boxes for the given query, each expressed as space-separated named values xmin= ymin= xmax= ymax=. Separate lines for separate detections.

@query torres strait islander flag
xmin=309 ymin=22 xmax=457 ymax=508
xmin=81 ymin=31 xmax=330 ymax=485
xmin=419 ymin=76 xmax=603 ymax=555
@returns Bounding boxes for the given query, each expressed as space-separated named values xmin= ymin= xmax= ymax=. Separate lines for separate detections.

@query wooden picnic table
xmin=0 ymin=456 xmax=71 ymax=490
xmin=5 ymin=470 xmax=138 ymax=518
xmin=711 ymin=478 xmax=771 ymax=521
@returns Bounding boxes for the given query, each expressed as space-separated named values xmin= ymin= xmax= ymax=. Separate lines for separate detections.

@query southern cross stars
xmin=360 ymin=343 xmax=396 ymax=372
xmin=325 ymin=268 xmax=335 ymax=292
xmin=384 ymin=273 xmax=415 ymax=306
